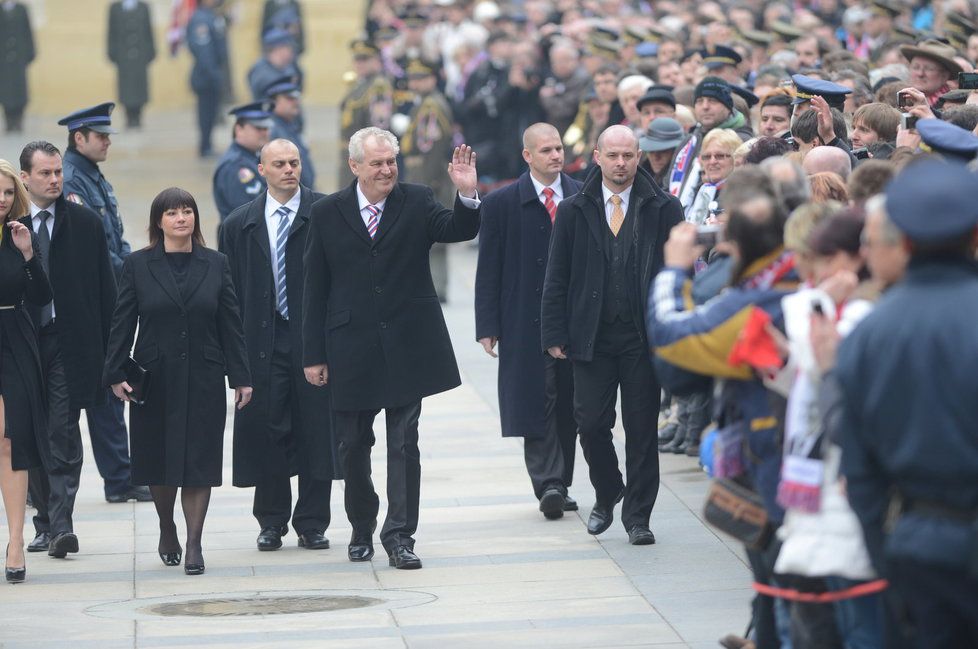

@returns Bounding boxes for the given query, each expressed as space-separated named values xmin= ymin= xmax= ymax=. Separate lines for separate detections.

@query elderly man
xmin=861 ymin=194 xmax=908 ymax=288
xmin=542 ymin=125 xmax=682 ymax=544
xmin=900 ymin=40 xmax=963 ymax=108
xmin=539 ymin=40 xmax=591 ymax=136
xmin=803 ymin=146 xmax=853 ymax=180
xmin=302 ymin=128 xmax=480 ymax=570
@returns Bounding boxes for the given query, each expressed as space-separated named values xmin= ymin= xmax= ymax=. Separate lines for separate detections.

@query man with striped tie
xmin=302 ymin=127 xmax=480 ymax=570
xmin=220 ymin=138 xmax=338 ymax=553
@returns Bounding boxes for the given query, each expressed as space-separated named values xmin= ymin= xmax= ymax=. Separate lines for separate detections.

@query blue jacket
xmin=213 ymin=142 xmax=266 ymax=221
xmin=836 ymin=258 xmax=978 ymax=574
xmin=62 ymin=149 xmax=131 ymax=276
xmin=270 ymin=114 xmax=315 ymax=190
xmin=187 ymin=7 xmax=226 ymax=92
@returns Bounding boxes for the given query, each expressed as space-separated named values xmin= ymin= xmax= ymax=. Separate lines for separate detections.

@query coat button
xmin=180 ymin=352 xmax=187 ymax=360
xmin=259 ymin=352 xmax=266 ymax=359
xmin=261 ymin=321 xmax=267 ymax=328
xmin=539 ymin=225 xmax=545 ymax=231
xmin=263 ymin=291 xmax=269 ymax=298
xmin=372 ymin=250 xmax=378 ymax=257
xmin=533 ymin=318 xmax=539 ymax=324
xmin=536 ymin=258 xmax=544 ymax=266
xmin=180 ymin=331 xmax=187 ymax=339
xmin=586 ymin=341 xmax=592 ymax=348
xmin=374 ymin=286 xmax=382 ymax=294
xmin=592 ymin=291 xmax=598 ymax=298
xmin=535 ymin=287 xmax=540 ymax=294
xmin=380 ymin=321 xmax=388 ymax=329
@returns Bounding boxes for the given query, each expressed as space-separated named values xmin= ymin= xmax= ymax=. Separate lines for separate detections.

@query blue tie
xmin=275 ymin=205 xmax=290 ymax=319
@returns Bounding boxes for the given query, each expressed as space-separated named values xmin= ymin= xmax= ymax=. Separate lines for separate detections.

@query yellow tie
xmin=609 ymin=194 xmax=624 ymax=236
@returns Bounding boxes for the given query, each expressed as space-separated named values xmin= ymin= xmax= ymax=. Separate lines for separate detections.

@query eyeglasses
xmin=909 ymin=63 xmax=942 ymax=75
xmin=700 ymin=153 xmax=732 ymax=161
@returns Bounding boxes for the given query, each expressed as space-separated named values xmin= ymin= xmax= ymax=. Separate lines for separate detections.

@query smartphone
xmin=695 ymin=223 xmax=724 ymax=248
xmin=901 ymin=113 xmax=918 ymax=130
xmin=852 ymin=147 xmax=871 ymax=160
xmin=897 ymin=91 xmax=912 ymax=109
xmin=811 ymin=300 xmax=824 ymax=316
xmin=959 ymin=72 xmax=978 ymax=90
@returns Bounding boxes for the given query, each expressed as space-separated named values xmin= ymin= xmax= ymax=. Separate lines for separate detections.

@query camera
xmin=897 ymin=91 xmax=912 ymax=109
xmin=696 ymin=223 xmax=724 ymax=248
xmin=959 ymin=72 xmax=978 ymax=90
xmin=852 ymin=147 xmax=871 ymax=160
xmin=901 ymin=113 xmax=918 ymax=130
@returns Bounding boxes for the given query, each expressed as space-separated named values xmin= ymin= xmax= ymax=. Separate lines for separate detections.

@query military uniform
xmin=187 ymin=5 xmax=228 ymax=156
xmin=339 ymin=40 xmax=393 ymax=187
xmin=0 ymin=1 xmax=34 ymax=132
xmin=107 ymin=0 xmax=156 ymax=128
xmin=214 ymin=142 xmax=266 ymax=221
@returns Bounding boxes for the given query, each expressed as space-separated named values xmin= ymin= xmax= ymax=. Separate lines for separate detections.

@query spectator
xmin=803 ymin=146 xmax=852 ymax=179
xmin=539 ymin=40 xmax=590 ymax=135
xmin=809 ymin=171 xmax=849 ymax=203
xmin=851 ymin=102 xmax=900 ymax=149
xmin=758 ymin=90 xmax=793 ymax=138
xmin=617 ymin=74 xmax=653 ymax=129
xmin=744 ymin=136 xmax=792 ymax=165
xmin=688 ymin=128 xmax=741 ymax=224
xmin=847 ymin=160 xmax=895 ymax=207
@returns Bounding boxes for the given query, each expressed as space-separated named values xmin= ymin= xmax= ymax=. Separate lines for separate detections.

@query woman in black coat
xmin=0 ymin=159 xmax=51 ymax=583
xmin=103 ymin=187 xmax=251 ymax=576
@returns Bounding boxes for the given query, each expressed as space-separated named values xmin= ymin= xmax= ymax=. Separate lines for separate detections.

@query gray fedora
xmin=639 ymin=117 xmax=686 ymax=152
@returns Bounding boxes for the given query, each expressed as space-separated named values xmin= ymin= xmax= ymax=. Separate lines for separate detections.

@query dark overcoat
xmin=107 ymin=0 xmax=156 ymax=108
xmin=302 ymin=181 xmax=480 ymax=411
xmin=220 ymin=187 xmax=339 ymax=487
xmin=103 ymin=243 xmax=250 ymax=487
xmin=475 ymin=172 xmax=581 ymax=438
xmin=0 ymin=231 xmax=51 ymax=470
xmin=0 ymin=2 xmax=34 ymax=110
xmin=541 ymin=165 xmax=683 ymax=361
xmin=20 ymin=198 xmax=117 ymax=410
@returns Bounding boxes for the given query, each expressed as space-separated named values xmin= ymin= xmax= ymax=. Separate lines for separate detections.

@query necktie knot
xmin=610 ymin=194 xmax=622 ymax=206
xmin=38 ymin=209 xmax=51 ymax=222
xmin=542 ymin=187 xmax=554 ymax=199
xmin=366 ymin=204 xmax=381 ymax=238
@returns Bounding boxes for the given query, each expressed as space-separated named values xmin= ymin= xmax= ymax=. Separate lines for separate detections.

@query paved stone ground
xmin=0 ymin=107 xmax=752 ymax=648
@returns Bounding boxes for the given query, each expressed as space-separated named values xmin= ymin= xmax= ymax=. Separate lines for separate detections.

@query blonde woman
xmin=687 ymin=129 xmax=742 ymax=224
xmin=0 ymin=159 xmax=52 ymax=583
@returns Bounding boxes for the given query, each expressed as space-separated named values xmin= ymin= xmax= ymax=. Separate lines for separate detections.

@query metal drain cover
xmin=140 ymin=594 xmax=382 ymax=617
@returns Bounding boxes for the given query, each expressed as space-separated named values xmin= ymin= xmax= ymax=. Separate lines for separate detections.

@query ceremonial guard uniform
xmin=338 ymin=40 xmax=393 ymax=187
xmin=107 ymin=0 xmax=156 ymax=129
xmin=187 ymin=1 xmax=228 ymax=157
xmin=213 ymin=103 xmax=271 ymax=221
xmin=0 ymin=1 xmax=34 ymax=132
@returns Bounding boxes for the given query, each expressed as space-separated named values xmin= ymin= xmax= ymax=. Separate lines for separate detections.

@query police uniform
xmin=187 ymin=3 xmax=228 ymax=156
xmin=791 ymin=74 xmax=852 ymax=112
xmin=57 ymin=102 xmax=145 ymax=504
xmin=261 ymin=0 xmax=304 ymax=54
xmin=265 ymin=75 xmax=316 ymax=189
xmin=214 ymin=102 xmax=271 ymax=221
xmin=107 ymin=0 xmax=156 ymax=128
xmin=916 ymin=118 xmax=978 ymax=164
xmin=338 ymin=39 xmax=393 ymax=187
xmin=400 ymin=60 xmax=454 ymax=301
xmin=247 ymin=28 xmax=303 ymax=101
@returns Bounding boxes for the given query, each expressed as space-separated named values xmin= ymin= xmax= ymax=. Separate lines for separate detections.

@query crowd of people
xmin=1 ymin=1 xmax=978 ymax=648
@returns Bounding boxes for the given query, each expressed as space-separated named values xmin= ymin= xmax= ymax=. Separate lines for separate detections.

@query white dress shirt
xmin=30 ymin=201 xmax=56 ymax=317
xmin=355 ymin=184 xmax=480 ymax=231
xmin=529 ymin=174 xmax=563 ymax=210
xmin=264 ymin=189 xmax=301 ymax=290
xmin=601 ymin=183 xmax=633 ymax=229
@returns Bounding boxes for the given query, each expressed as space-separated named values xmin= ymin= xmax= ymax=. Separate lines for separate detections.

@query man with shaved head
xmin=542 ymin=125 xmax=683 ymax=544
xmin=476 ymin=123 xmax=582 ymax=520
xmin=803 ymin=145 xmax=853 ymax=180
xmin=220 ymin=138 xmax=337 ymax=554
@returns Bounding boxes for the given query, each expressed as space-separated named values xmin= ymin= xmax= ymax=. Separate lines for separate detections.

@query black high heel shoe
xmin=5 ymin=544 xmax=26 ymax=584
xmin=184 ymin=562 xmax=205 ymax=576
xmin=159 ymin=547 xmax=182 ymax=567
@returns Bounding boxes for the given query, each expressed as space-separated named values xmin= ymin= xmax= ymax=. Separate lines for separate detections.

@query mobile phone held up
xmin=959 ymin=72 xmax=978 ymax=90
xmin=696 ymin=223 xmax=724 ymax=248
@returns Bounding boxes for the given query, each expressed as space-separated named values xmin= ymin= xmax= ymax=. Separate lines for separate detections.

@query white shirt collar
xmin=529 ymin=173 xmax=562 ymax=201
xmin=264 ymin=189 xmax=302 ymax=221
xmin=356 ymin=183 xmax=388 ymax=213
xmin=30 ymin=201 xmax=53 ymax=219
xmin=601 ymin=182 xmax=633 ymax=208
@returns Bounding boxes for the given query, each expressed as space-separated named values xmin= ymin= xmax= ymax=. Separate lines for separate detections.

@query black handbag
xmin=124 ymin=357 xmax=151 ymax=405
xmin=703 ymin=477 xmax=774 ymax=550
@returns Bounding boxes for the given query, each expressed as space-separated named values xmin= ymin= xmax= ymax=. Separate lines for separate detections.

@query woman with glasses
xmin=687 ymin=129 xmax=741 ymax=225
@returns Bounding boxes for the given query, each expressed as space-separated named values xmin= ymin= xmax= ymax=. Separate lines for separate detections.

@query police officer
xmin=214 ymin=102 xmax=272 ymax=221
xmin=338 ymin=39 xmax=393 ymax=188
xmin=265 ymin=75 xmax=315 ymax=189
xmin=58 ymin=103 xmax=150 ymax=504
xmin=247 ymin=28 xmax=302 ymax=102
xmin=836 ymin=160 xmax=978 ymax=646
xmin=187 ymin=0 xmax=228 ymax=157
xmin=261 ymin=0 xmax=304 ymax=54
xmin=107 ymin=0 xmax=156 ymax=129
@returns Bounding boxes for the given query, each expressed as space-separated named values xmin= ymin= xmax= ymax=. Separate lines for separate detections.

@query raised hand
xmin=8 ymin=221 xmax=33 ymax=260
xmin=810 ymin=95 xmax=836 ymax=145
xmin=447 ymin=145 xmax=478 ymax=199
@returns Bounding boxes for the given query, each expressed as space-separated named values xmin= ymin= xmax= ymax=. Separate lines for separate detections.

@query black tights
xmin=150 ymin=486 xmax=212 ymax=565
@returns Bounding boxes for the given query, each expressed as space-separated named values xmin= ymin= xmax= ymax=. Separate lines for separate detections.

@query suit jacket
xmin=220 ymin=187 xmax=339 ymax=486
xmin=475 ymin=172 xmax=581 ymax=438
xmin=102 ymin=243 xmax=250 ymax=486
xmin=541 ymin=165 xmax=683 ymax=362
xmin=21 ymin=196 xmax=117 ymax=409
xmin=302 ymin=181 xmax=480 ymax=410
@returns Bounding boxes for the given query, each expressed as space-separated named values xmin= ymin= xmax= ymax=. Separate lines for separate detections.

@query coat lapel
xmin=245 ymin=193 xmax=271 ymax=264
xmin=337 ymin=181 xmax=373 ymax=245
xmin=182 ymin=244 xmax=210 ymax=303
xmin=52 ymin=197 xmax=68 ymax=241
xmin=147 ymin=242 xmax=185 ymax=309
xmin=371 ymin=183 xmax=403 ymax=244
xmin=289 ymin=186 xmax=312 ymax=238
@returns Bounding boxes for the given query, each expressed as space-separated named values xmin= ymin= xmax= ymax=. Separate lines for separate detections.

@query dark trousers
xmin=29 ymin=326 xmax=82 ymax=535
xmin=84 ymin=394 xmax=132 ymax=498
xmin=572 ymin=319 xmax=660 ymax=528
xmin=524 ymin=356 xmax=576 ymax=499
xmin=334 ymin=401 xmax=421 ymax=554
xmin=746 ymin=541 xmax=784 ymax=649
xmin=3 ymin=105 xmax=24 ymax=132
xmin=195 ymin=85 xmax=220 ymax=155
xmin=124 ymin=105 xmax=143 ymax=128
xmin=892 ymin=559 xmax=978 ymax=648
xmin=252 ymin=317 xmax=332 ymax=534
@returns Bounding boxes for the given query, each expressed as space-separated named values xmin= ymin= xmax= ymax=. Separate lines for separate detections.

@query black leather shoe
xmin=27 ymin=532 xmax=50 ymax=553
xmin=587 ymin=489 xmax=624 ymax=536
xmin=388 ymin=545 xmax=422 ymax=570
xmin=627 ymin=525 xmax=656 ymax=545
xmin=297 ymin=531 xmax=330 ymax=550
xmin=539 ymin=487 xmax=565 ymax=520
xmin=684 ymin=442 xmax=700 ymax=457
xmin=48 ymin=532 xmax=79 ymax=558
xmin=256 ymin=526 xmax=287 ymax=551
xmin=348 ymin=529 xmax=374 ymax=562
xmin=563 ymin=496 xmax=578 ymax=512
xmin=105 ymin=485 xmax=154 ymax=503
xmin=657 ymin=422 xmax=678 ymax=447
xmin=184 ymin=562 xmax=205 ymax=576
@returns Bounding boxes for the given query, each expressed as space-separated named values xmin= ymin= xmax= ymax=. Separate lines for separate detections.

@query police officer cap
xmin=406 ymin=59 xmax=436 ymax=78
xmin=885 ymin=159 xmax=978 ymax=242
xmin=262 ymin=27 xmax=295 ymax=49
xmin=264 ymin=75 xmax=301 ymax=99
xmin=637 ymin=86 xmax=676 ymax=110
xmin=916 ymin=118 xmax=978 ymax=163
xmin=401 ymin=8 xmax=429 ymax=27
xmin=635 ymin=42 xmax=658 ymax=58
xmin=58 ymin=102 xmax=118 ymax=134
xmin=731 ymin=85 xmax=760 ymax=108
xmin=791 ymin=74 xmax=851 ymax=110
xmin=700 ymin=45 xmax=742 ymax=70
xmin=770 ymin=20 xmax=804 ymax=42
xmin=350 ymin=38 xmax=380 ymax=58
xmin=229 ymin=101 xmax=274 ymax=129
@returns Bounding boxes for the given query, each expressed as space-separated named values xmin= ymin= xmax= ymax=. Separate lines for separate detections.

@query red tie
xmin=542 ymin=187 xmax=557 ymax=223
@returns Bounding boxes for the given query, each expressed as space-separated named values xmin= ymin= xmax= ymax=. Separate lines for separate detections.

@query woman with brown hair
xmin=0 ymin=159 xmax=52 ymax=583
xmin=103 ymin=187 xmax=251 ymax=575
xmin=809 ymin=172 xmax=850 ymax=203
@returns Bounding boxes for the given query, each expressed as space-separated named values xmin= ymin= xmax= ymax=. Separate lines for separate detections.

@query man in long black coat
xmin=107 ymin=0 xmax=156 ymax=129
xmin=220 ymin=139 xmax=337 ymax=553
xmin=302 ymin=127 xmax=480 ymax=570
xmin=18 ymin=141 xmax=117 ymax=558
xmin=541 ymin=125 xmax=682 ymax=545
xmin=0 ymin=2 xmax=35 ymax=132
xmin=475 ymin=123 xmax=581 ymax=520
